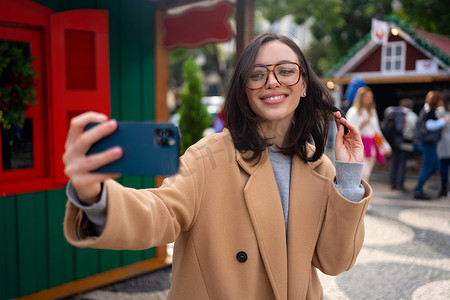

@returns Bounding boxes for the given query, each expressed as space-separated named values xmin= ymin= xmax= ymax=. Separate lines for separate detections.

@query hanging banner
xmin=371 ymin=18 xmax=389 ymax=44
xmin=163 ymin=1 xmax=233 ymax=50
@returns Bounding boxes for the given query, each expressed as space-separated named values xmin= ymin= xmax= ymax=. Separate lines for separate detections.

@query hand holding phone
xmin=85 ymin=122 xmax=180 ymax=176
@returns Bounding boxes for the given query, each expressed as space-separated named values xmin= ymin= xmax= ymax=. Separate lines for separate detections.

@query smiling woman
xmin=62 ymin=32 xmax=371 ymax=300
xmin=244 ymin=42 xmax=306 ymax=149
xmin=225 ymin=34 xmax=342 ymax=163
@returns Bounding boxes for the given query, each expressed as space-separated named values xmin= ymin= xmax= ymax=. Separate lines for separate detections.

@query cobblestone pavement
xmin=69 ymin=170 xmax=450 ymax=300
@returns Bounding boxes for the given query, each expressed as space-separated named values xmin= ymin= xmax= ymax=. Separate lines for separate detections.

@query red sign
xmin=163 ymin=1 xmax=233 ymax=50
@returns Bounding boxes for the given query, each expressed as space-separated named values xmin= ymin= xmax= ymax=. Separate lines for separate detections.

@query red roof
xmin=412 ymin=27 xmax=450 ymax=56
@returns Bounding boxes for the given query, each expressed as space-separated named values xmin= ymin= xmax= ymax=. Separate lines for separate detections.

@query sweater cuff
xmin=66 ymin=181 xmax=107 ymax=234
xmin=334 ymin=160 xmax=365 ymax=202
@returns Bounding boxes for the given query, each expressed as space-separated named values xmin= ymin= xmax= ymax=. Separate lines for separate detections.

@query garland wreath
xmin=0 ymin=41 xmax=38 ymax=129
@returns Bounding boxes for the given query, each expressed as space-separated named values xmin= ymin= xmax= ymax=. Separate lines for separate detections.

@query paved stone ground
xmin=68 ymin=169 xmax=450 ymax=300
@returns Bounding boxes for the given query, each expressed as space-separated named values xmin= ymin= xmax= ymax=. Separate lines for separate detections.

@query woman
xmin=415 ymin=90 xmax=449 ymax=200
xmin=63 ymin=33 xmax=371 ymax=299
xmin=437 ymin=90 xmax=450 ymax=197
xmin=346 ymin=86 xmax=387 ymax=182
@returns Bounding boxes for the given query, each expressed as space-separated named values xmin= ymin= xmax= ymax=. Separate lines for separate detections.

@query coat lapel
xmin=237 ymin=150 xmax=288 ymax=300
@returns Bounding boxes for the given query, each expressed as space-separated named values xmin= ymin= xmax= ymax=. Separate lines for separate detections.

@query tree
xmin=309 ymin=0 xmax=393 ymax=74
xmin=177 ymin=58 xmax=211 ymax=154
xmin=169 ymin=44 xmax=233 ymax=96
xmin=169 ymin=47 xmax=192 ymax=89
xmin=396 ymin=0 xmax=450 ymax=35
xmin=255 ymin=0 xmax=291 ymax=24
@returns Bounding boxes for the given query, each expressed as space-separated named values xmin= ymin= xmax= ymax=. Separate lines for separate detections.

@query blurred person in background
xmin=346 ymin=86 xmax=389 ymax=183
xmin=341 ymin=77 xmax=366 ymax=113
xmin=437 ymin=90 xmax=450 ymax=197
xmin=382 ymin=98 xmax=418 ymax=191
xmin=414 ymin=90 xmax=450 ymax=200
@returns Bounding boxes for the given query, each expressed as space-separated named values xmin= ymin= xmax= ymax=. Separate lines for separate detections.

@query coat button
xmin=236 ymin=251 xmax=247 ymax=263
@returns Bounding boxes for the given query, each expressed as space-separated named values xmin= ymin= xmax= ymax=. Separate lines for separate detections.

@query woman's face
xmin=361 ymin=91 xmax=374 ymax=108
xmin=245 ymin=41 xmax=306 ymax=127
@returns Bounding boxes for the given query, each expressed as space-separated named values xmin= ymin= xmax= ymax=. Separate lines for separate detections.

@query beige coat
xmin=64 ymin=129 xmax=372 ymax=299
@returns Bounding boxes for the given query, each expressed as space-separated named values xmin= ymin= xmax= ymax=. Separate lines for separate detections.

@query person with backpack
xmin=382 ymin=98 xmax=418 ymax=190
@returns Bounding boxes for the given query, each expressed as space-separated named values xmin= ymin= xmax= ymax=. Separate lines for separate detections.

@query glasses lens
xmin=247 ymin=66 xmax=268 ymax=89
xmin=275 ymin=63 xmax=300 ymax=86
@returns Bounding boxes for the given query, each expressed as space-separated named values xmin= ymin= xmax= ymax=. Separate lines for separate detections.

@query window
xmin=0 ymin=3 xmax=110 ymax=195
xmin=382 ymin=41 xmax=406 ymax=73
xmin=2 ymin=118 xmax=34 ymax=171
xmin=0 ymin=27 xmax=47 ymax=184
xmin=0 ymin=42 xmax=34 ymax=172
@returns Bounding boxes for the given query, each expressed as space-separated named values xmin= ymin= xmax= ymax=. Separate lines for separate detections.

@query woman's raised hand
xmin=63 ymin=111 xmax=123 ymax=204
xmin=333 ymin=111 xmax=364 ymax=163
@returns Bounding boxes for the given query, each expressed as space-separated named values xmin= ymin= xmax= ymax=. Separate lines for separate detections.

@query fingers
xmin=63 ymin=112 xmax=120 ymax=176
xmin=333 ymin=111 xmax=349 ymax=135
xmin=64 ymin=112 xmax=118 ymax=166
xmin=64 ymin=142 xmax=122 ymax=202
xmin=65 ymin=111 xmax=108 ymax=147
xmin=85 ymin=146 xmax=123 ymax=172
xmin=64 ymin=146 xmax=122 ymax=177
xmin=334 ymin=116 xmax=364 ymax=163
xmin=62 ymin=111 xmax=123 ymax=203
xmin=334 ymin=120 xmax=345 ymax=146
xmin=74 ymin=119 xmax=118 ymax=154
xmin=63 ymin=135 xmax=122 ymax=203
xmin=338 ymin=116 xmax=360 ymax=137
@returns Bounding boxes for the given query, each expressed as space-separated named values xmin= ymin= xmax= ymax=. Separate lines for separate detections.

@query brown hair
xmin=224 ymin=32 xmax=335 ymax=162
xmin=425 ymin=90 xmax=443 ymax=110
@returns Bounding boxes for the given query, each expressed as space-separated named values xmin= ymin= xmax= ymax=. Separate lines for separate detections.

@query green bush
xmin=177 ymin=58 xmax=211 ymax=154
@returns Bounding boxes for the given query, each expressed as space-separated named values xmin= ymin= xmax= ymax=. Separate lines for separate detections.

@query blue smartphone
xmin=85 ymin=122 xmax=180 ymax=176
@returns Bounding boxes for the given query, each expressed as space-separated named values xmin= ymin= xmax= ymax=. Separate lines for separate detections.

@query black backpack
xmin=382 ymin=108 xmax=405 ymax=147
xmin=415 ymin=109 xmax=442 ymax=144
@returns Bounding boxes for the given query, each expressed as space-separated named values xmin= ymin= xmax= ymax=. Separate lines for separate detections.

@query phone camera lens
xmin=165 ymin=128 xmax=174 ymax=137
xmin=160 ymin=137 xmax=168 ymax=146
xmin=155 ymin=128 xmax=163 ymax=136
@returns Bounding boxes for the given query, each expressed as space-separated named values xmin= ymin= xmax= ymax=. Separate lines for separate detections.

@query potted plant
xmin=0 ymin=41 xmax=38 ymax=130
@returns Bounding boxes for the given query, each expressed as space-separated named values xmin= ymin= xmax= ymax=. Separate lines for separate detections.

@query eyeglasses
xmin=246 ymin=62 xmax=303 ymax=90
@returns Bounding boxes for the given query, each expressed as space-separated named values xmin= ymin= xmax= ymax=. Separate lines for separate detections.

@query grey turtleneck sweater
xmin=268 ymin=147 xmax=364 ymax=230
